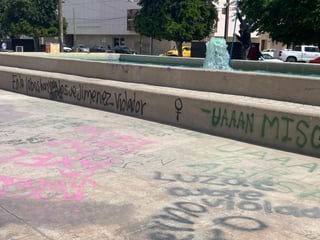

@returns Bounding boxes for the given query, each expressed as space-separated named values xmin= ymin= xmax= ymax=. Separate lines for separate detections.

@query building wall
xmin=62 ymin=0 xmax=175 ymax=55
xmin=214 ymin=1 xmax=259 ymax=42
xmin=63 ymin=0 xmax=139 ymax=35
xmin=62 ymin=0 xmax=276 ymax=54
xmin=259 ymin=33 xmax=285 ymax=51
xmin=65 ymin=34 xmax=173 ymax=55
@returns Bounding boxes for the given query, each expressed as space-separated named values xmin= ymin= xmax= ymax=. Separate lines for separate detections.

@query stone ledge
xmin=0 ymin=65 xmax=319 ymax=157
xmin=0 ymin=53 xmax=319 ymax=107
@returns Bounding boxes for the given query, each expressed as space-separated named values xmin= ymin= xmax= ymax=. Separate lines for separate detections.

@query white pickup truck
xmin=280 ymin=45 xmax=320 ymax=62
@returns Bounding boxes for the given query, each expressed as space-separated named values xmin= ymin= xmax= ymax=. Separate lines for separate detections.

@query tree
xmin=134 ymin=0 xmax=218 ymax=56
xmin=237 ymin=0 xmax=320 ymax=46
xmin=0 ymin=0 xmax=64 ymax=51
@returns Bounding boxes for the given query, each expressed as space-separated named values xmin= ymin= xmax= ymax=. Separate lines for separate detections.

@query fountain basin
xmin=0 ymin=52 xmax=319 ymax=157
xmin=0 ymin=52 xmax=319 ymax=105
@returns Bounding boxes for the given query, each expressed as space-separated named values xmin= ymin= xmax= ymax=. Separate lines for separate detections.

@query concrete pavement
xmin=1 ymin=89 xmax=320 ymax=240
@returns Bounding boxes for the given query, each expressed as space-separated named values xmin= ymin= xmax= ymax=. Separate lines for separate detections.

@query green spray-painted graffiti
xmin=208 ymin=107 xmax=254 ymax=133
xmin=261 ymin=114 xmax=320 ymax=149
xmin=201 ymin=107 xmax=320 ymax=150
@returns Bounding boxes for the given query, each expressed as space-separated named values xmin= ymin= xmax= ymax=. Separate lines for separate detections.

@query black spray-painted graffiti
xmin=12 ymin=74 xmax=147 ymax=116
xmin=201 ymin=107 xmax=320 ymax=150
xmin=0 ymin=130 xmax=16 ymax=138
xmin=186 ymin=142 xmax=320 ymax=202
xmin=0 ymin=115 xmax=96 ymax=129
xmin=148 ymin=172 xmax=320 ymax=240
xmin=0 ymin=136 xmax=55 ymax=145
xmin=175 ymin=98 xmax=183 ymax=121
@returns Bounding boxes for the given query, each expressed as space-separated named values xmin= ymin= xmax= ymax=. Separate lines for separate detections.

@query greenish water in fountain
xmin=203 ymin=37 xmax=232 ymax=70
xmin=44 ymin=47 xmax=320 ymax=77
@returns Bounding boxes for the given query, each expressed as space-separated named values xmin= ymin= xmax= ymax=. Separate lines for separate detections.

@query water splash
xmin=203 ymin=37 xmax=232 ymax=70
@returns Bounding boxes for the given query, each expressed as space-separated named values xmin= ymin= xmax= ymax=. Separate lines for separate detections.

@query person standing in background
xmin=234 ymin=9 xmax=251 ymax=60
xmin=247 ymin=44 xmax=262 ymax=60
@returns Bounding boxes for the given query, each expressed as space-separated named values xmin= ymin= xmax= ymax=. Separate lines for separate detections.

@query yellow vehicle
xmin=163 ymin=46 xmax=191 ymax=57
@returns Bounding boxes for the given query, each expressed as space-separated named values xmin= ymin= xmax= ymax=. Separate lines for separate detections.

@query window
xmin=305 ymin=47 xmax=319 ymax=52
xmin=113 ymin=38 xmax=125 ymax=47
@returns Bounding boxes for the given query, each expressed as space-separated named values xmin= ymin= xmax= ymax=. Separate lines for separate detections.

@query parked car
xmin=63 ymin=45 xmax=72 ymax=52
xmin=309 ymin=56 xmax=320 ymax=64
xmin=163 ymin=46 xmax=191 ymax=57
xmin=72 ymin=44 xmax=90 ymax=52
xmin=111 ymin=46 xmax=136 ymax=54
xmin=280 ymin=45 xmax=320 ymax=62
xmin=261 ymin=48 xmax=279 ymax=58
xmin=90 ymin=45 xmax=106 ymax=52
xmin=259 ymin=53 xmax=283 ymax=62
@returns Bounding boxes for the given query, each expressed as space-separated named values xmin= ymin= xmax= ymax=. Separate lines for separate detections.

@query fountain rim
xmin=1 ymin=51 xmax=320 ymax=78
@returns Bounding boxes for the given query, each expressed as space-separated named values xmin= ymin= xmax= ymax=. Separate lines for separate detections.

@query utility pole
xmin=73 ymin=8 xmax=76 ymax=45
xmin=58 ymin=0 xmax=64 ymax=52
xmin=224 ymin=0 xmax=230 ymax=40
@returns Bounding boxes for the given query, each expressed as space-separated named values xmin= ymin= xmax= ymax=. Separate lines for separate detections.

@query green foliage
xmin=0 ymin=0 xmax=59 ymax=38
xmin=238 ymin=0 xmax=320 ymax=46
xmin=134 ymin=0 xmax=218 ymax=56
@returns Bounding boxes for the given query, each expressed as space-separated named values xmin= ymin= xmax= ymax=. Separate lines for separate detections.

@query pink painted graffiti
xmin=0 ymin=172 xmax=98 ymax=201
xmin=0 ymin=149 xmax=29 ymax=163
xmin=0 ymin=126 xmax=156 ymax=201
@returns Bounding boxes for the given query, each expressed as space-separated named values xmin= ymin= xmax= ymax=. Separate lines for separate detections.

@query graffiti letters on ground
xmin=0 ymin=115 xmax=96 ymax=129
xmin=0 ymin=126 xmax=155 ymax=201
xmin=148 ymin=171 xmax=320 ymax=239
xmin=187 ymin=143 xmax=320 ymax=202
xmin=201 ymin=107 xmax=320 ymax=151
xmin=12 ymin=74 xmax=147 ymax=116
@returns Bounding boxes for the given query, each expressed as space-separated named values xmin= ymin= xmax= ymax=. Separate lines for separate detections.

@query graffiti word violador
xmin=149 ymin=172 xmax=320 ymax=240
xmin=12 ymin=74 xmax=147 ymax=116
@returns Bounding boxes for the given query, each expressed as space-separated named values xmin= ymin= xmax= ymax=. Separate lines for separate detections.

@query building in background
xmin=61 ymin=0 xmax=282 ymax=55
xmin=62 ymin=0 xmax=174 ymax=55
xmin=214 ymin=0 xmax=282 ymax=52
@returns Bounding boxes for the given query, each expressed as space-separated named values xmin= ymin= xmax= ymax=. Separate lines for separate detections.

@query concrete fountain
xmin=0 ymin=38 xmax=319 ymax=157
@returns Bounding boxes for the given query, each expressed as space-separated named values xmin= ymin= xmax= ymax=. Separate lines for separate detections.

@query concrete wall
xmin=0 ymin=52 xmax=320 ymax=157
xmin=0 ymin=53 xmax=319 ymax=106
xmin=63 ymin=35 xmax=173 ymax=56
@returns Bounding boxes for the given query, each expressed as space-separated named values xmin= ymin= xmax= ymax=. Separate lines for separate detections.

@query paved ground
xmin=1 ymin=89 xmax=320 ymax=240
